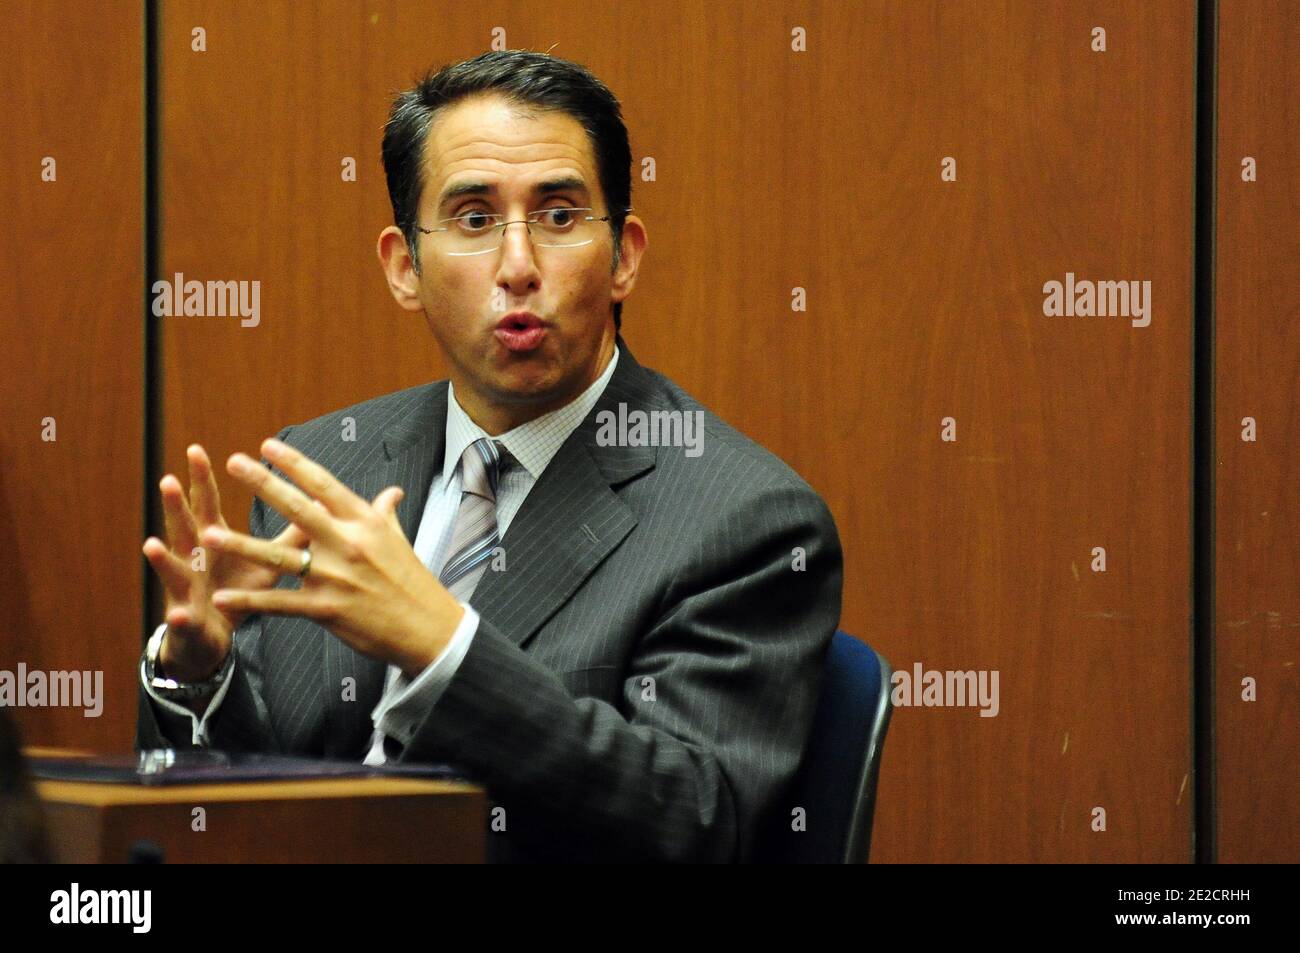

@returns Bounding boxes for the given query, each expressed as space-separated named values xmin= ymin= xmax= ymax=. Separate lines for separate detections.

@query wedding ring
xmin=297 ymin=546 xmax=312 ymax=579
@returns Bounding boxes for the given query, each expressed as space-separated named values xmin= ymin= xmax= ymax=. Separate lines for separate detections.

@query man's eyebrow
xmin=437 ymin=176 xmax=590 ymax=207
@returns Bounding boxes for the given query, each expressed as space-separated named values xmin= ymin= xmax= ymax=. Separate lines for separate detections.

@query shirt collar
xmin=442 ymin=344 xmax=620 ymax=488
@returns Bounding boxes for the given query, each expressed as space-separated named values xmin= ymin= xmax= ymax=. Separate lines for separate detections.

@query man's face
xmin=397 ymin=94 xmax=639 ymax=432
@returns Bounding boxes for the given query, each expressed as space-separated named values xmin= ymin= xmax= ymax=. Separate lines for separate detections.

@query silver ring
xmin=297 ymin=546 xmax=312 ymax=579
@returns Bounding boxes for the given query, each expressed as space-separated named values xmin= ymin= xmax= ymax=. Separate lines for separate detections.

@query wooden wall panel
xmin=0 ymin=0 xmax=144 ymax=750
xmin=783 ymin=0 xmax=1196 ymax=863
xmin=1214 ymin=0 xmax=1300 ymax=864
xmin=157 ymin=0 xmax=1197 ymax=861
xmin=156 ymin=1 xmax=456 ymax=548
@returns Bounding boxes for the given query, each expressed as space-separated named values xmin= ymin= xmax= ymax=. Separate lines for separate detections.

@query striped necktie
xmin=438 ymin=437 xmax=509 ymax=601
xmin=379 ymin=437 xmax=508 ymax=762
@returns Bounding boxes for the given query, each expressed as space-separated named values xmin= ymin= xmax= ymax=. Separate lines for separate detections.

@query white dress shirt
xmin=144 ymin=345 xmax=620 ymax=756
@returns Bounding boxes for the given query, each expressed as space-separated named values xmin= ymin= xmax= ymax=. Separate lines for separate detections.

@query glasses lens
xmin=437 ymin=208 xmax=601 ymax=255
xmin=532 ymin=207 xmax=593 ymax=246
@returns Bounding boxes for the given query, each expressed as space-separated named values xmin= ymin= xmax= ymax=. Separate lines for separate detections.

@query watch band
xmin=142 ymin=625 xmax=233 ymax=702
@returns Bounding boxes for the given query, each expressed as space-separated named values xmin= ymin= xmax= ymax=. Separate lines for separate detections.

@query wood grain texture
xmin=37 ymin=777 xmax=486 ymax=862
xmin=1214 ymin=0 xmax=1300 ymax=865
xmin=0 ymin=0 xmax=144 ymax=751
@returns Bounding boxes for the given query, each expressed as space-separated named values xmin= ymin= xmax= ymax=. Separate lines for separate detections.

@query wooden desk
xmin=35 ymin=775 xmax=487 ymax=863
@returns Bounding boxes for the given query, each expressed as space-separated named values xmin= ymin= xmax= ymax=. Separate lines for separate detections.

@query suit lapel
xmin=322 ymin=335 xmax=661 ymax=755
xmin=469 ymin=337 xmax=658 ymax=650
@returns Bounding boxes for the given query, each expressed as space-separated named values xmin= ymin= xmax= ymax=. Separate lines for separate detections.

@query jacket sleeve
xmin=397 ymin=481 xmax=843 ymax=863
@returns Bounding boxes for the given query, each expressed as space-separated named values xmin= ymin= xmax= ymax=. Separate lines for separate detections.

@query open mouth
xmin=494 ymin=313 xmax=547 ymax=352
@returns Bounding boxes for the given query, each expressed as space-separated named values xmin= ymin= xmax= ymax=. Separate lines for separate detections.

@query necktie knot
xmin=460 ymin=437 xmax=508 ymax=502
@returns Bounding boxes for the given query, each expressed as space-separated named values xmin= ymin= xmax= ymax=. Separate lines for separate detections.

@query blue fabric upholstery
xmin=758 ymin=630 xmax=892 ymax=863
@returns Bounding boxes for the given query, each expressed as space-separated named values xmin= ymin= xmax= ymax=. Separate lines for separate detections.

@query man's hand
xmin=142 ymin=444 xmax=311 ymax=682
xmin=201 ymin=437 xmax=465 ymax=678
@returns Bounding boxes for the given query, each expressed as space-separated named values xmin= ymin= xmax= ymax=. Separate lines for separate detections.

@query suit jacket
xmin=137 ymin=334 xmax=843 ymax=862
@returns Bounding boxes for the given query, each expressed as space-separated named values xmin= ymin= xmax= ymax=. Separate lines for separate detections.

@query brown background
xmin=1214 ymin=0 xmax=1299 ymax=865
xmin=1 ymin=0 xmax=1294 ymax=863
xmin=0 ymin=1 xmax=144 ymax=755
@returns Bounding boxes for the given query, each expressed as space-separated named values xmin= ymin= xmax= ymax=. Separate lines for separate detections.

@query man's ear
xmin=377 ymin=226 xmax=424 ymax=312
xmin=610 ymin=214 xmax=647 ymax=306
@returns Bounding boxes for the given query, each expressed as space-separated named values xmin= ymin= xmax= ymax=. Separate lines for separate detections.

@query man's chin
xmin=483 ymin=372 xmax=567 ymax=407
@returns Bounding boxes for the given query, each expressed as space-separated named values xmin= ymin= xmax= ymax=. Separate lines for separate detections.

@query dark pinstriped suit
xmin=137 ymin=334 xmax=843 ymax=862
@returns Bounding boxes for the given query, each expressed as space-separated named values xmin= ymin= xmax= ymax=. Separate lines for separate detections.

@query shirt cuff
xmin=140 ymin=622 xmax=234 ymax=747
xmin=372 ymin=602 xmax=479 ymax=746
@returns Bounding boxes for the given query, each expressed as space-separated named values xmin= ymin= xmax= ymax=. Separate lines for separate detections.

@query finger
xmin=187 ymin=444 xmax=223 ymax=526
xmin=159 ymin=475 xmax=199 ymax=555
xmin=273 ymin=520 xmax=311 ymax=549
xmin=164 ymin=604 xmax=198 ymax=630
xmin=200 ymin=525 xmax=305 ymax=576
xmin=260 ymin=438 xmax=368 ymax=520
xmin=266 ymin=501 xmax=320 ymax=549
xmin=211 ymin=586 xmax=320 ymax=618
xmin=163 ymin=601 xmax=215 ymax=633
xmin=372 ymin=486 xmax=405 ymax=521
xmin=142 ymin=537 xmax=193 ymax=600
xmin=227 ymin=452 xmax=344 ymax=547
xmin=373 ymin=487 xmax=406 ymax=537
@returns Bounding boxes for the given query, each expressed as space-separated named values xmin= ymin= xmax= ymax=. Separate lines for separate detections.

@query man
xmin=137 ymin=50 xmax=842 ymax=863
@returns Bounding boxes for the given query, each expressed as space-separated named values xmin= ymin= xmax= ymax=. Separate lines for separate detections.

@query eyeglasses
xmin=417 ymin=206 xmax=632 ymax=257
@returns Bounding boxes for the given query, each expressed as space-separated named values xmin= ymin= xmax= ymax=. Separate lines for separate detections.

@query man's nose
xmin=499 ymin=219 xmax=535 ymax=258
xmin=496 ymin=221 xmax=541 ymax=280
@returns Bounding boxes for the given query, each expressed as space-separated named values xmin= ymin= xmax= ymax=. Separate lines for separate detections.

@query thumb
xmin=373 ymin=486 xmax=406 ymax=523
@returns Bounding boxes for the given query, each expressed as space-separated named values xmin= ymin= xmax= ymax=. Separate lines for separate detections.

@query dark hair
xmin=382 ymin=50 xmax=632 ymax=331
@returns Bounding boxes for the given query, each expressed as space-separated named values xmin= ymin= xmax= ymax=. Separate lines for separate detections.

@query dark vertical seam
xmin=141 ymin=0 xmax=162 ymax=644
xmin=1192 ymin=0 xmax=1218 ymax=865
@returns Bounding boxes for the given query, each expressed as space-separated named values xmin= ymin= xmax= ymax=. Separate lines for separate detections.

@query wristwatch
xmin=141 ymin=625 xmax=234 ymax=702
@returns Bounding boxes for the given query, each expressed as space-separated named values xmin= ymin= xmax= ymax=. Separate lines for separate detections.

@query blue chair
xmin=758 ymin=630 xmax=893 ymax=863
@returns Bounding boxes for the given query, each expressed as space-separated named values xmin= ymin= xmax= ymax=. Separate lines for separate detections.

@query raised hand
xmin=142 ymin=444 xmax=309 ymax=681
xmin=202 ymin=438 xmax=465 ymax=678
